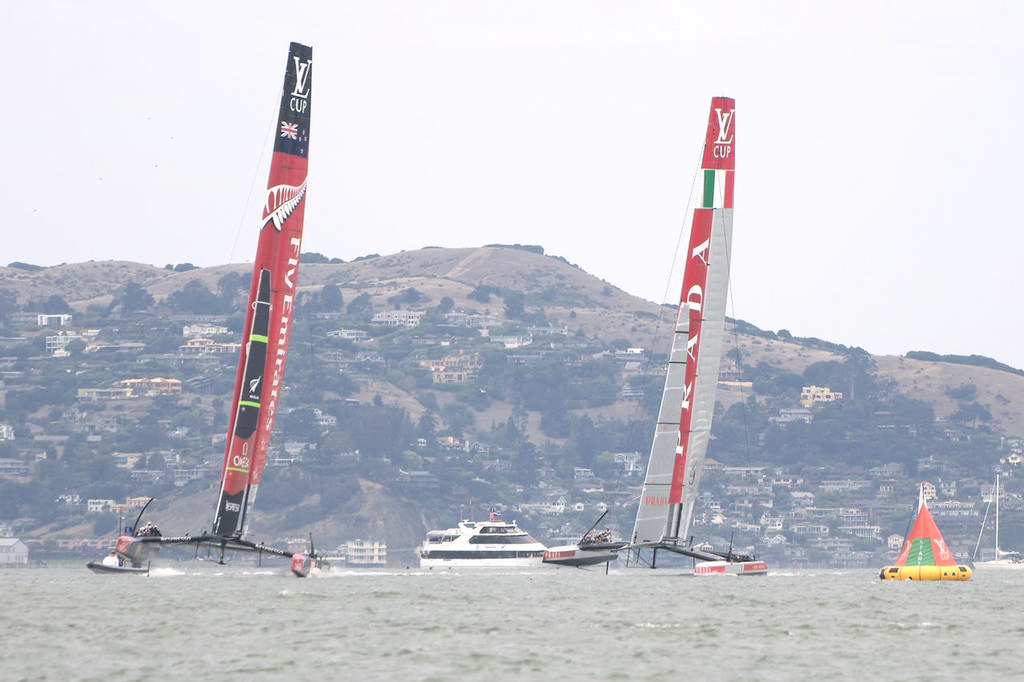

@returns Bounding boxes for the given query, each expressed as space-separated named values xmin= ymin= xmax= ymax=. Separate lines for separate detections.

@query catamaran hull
xmin=116 ymin=535 xmax=161 ymax=564
xmin=86 ymin=551 xmax=149 ymax=575
xmin=86 ymin=561 xmax=149 ymax=575
xmin=693 ymin=560 xmax=768 ymax=576
xmin=542 ymin=543 xmax=625 ymax=567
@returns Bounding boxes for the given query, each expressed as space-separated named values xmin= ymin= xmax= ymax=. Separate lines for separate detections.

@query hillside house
xmin=613 ymin=451 xmax=644 ymax=476
xmin=419 ymin=353 xmax=482 ymax=384
xmin=182 ymin=323 xmax=228 ymax=337
xmin=0 ymin=458 xmax=30 ymax=476
xmin=10 ymin=312 xmax=73 ymax=328
xmin=0 ymin=538 xmax=29 ymax=566
xmin=491 ymin=334 xmax=533 ymax=349
xmin=573 ymin=467 xmax=596 ymax=481
xmin=46 ymin=333 xmax=84 ymax=354
xmin=791 ymin=523 xmax=830 ymax=536
xmin=869 ymin=462 xmax=904 ymax=478
xmin=930 ymin=499 xmax=975 ymax=517
xmin=173 ymin=467 xmax=209 ymax=486
xmin=921 ymin=481 xmax=937 ymax=500
xmin=343 ymin=539 xmax=387 ymax=566
xmin=397 ymin=470 xmax=439 ymax=489
xmin=771 ymin=408 xmax=813 ymax=424
xmin=718 ymin=358 xmax=744 ymax=381
xmin=179 ymin=338 xmax=240 ymax=354
xmin=800 ymin=385 xmax=843 ymax=408
xmin=819 ymin=480 xmax=871 ymax=493
xmin=327 ymin=328 xmax=370 ymax=340
xmin=445 ymin=311 xmax=496 ymax=328
xmin=371 ymin=310 xmax=424 ymax=327
xmin=86 ymin=499 xmax=116 ymax=513
xmin=77 ymin=386 xmax=134 ymax=401
xmin=312 ymin=409 xmax=337 ymax=427
xmin=109 ymin=496 xmax=151 ymax=515
xmin=791 ymin=491 xmax=816 ymax=506
xmin=119 ymin=377 xmax=182 ymax=396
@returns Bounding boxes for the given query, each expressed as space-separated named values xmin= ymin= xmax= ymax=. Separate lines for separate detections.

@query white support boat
xmin=420 ymin=519 xmax=546 ymax=568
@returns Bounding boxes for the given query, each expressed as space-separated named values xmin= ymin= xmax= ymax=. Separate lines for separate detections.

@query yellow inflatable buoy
xmin=878 ymin=564 xmax=972 ymax=581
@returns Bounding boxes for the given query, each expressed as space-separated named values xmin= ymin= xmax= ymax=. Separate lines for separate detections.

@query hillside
xmin=6 ymin=247 xmax=1024 ymax=431
xmin=4 ymin=246 xmax=1024 ymax=566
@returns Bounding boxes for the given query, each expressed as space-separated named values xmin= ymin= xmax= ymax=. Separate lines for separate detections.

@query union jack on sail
xmin=280 ymin=121 xmax=299 ymax=140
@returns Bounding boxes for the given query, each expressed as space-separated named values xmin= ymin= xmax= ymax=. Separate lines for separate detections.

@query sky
xmin=4 ymin=1 xmax=1024 ymax=368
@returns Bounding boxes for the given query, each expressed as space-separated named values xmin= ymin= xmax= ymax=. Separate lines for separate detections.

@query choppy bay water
xmin=3 ymin=564 xmax=1022 ymax=681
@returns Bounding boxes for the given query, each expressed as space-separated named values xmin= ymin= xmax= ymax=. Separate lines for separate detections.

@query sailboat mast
xmin=212 ymin=42 xmax=312 ymax=538
xmin=995 ymin=473 xmax=1000 ymax=557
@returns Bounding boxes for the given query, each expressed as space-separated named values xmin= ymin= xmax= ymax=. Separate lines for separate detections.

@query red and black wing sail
xmin=213 ymin=42 xmax=312 ymax=538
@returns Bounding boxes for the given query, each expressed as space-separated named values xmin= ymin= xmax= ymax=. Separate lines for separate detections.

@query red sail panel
xmin=701 ymin=97 xmax=736 ymax=171
xmin=213 ymin=42 xmax=311 ymax=538
xmin=668 ymin=208 xmax=713 ymax=505
xmin=893 ymin=499 xmax=957 ymax=567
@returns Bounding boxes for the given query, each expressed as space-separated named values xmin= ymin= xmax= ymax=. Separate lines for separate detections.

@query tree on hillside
xmin=0 ymin=288 xmax=18 ymax=321
xmin=949 ymin=401 xmax=993 ymax=428
xmin=117 ymin=281 xmax=155 ymax=312
xmin=503 ymin=291 xmax=526 ymax=319
xmin=321 ymin=282 xmax=344 ymax=312
xmin=167 ymin=280 xmax=223 ymax=314
xmin=346 ymin=293 xmax=372 ymax=316
xmin=468 ymin=285 xmax=498 ymax=303
xmin=217 ymin=272 xmax=248 ymax=307
xmin=42 ymin=295 xmax=72 ymax=314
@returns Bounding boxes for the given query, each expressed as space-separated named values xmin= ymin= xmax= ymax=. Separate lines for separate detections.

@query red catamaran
xmin=87 ymin=42 xmax=316 ymax=577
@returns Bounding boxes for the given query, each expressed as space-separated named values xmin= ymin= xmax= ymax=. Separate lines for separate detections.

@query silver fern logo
xmin=262 ymin=179 xmax=307 ymax=231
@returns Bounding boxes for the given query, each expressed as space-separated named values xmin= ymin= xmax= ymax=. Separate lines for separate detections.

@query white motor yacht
xmin=420 ymin=519 xmax=546 ymax=568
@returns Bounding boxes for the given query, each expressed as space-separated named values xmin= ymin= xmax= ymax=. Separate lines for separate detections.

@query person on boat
xmin=136 ymin=521 xmax=161 ymax=537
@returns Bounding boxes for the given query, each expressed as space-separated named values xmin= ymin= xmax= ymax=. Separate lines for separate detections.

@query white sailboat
xmin=625 ymin=97 xmax=766 ymax=576
xmin=972 ymin=474 xmax=1023 ymax=569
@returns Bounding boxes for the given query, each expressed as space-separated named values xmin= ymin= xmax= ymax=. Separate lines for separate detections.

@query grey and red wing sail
xmin=631 ymin=97 xmax=735 ymax=546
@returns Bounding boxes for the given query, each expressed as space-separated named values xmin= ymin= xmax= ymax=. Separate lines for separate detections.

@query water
xmin=3 ymin=565 xmax=1021 ymax=681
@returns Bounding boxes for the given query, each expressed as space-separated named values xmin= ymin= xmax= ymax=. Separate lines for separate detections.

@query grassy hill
xmin=6 ymin=246 xmax=1024 ymax=564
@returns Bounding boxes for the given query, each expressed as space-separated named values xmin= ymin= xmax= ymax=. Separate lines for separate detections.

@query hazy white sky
xmin=4 ymin=1 xmax=1024 ymax=368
